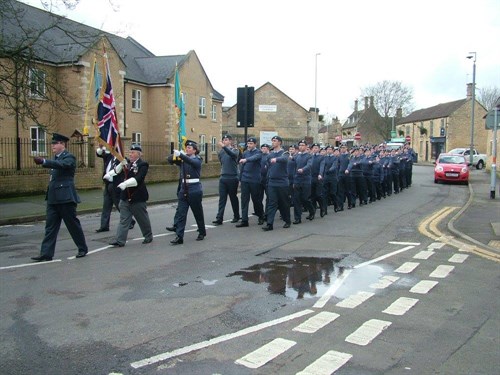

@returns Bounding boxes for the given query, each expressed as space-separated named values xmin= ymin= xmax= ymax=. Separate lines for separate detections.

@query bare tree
xmin=478 ymin=86 xmax=500 ymax=111
xmin=360 ymin=80 xmax=415 ymax=139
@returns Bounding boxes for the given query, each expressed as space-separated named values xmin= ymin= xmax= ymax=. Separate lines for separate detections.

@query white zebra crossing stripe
xmin=293 ymin=311 xmax=340 ymax=333
xmin=395 ymin=262 xmax=420 ymax=274
xmin=429 ymin=265 xmax=455 ymax=278
xmin=413 ymin=250 xmax=434 ymax=260
xmin=336 ymin=291 xmax=375 ymax=309
xmin=235 ymin=338 xmax=296 ymax=369
xmin=382 ymin=297 xmax=419 ymax=315
xmin=448 ymin=254 xmax=469 ymax=263
xmin=296 ymin=350 xmax=353 ymax=375
xmin=370 ymin=275 xmax=399 ymax=289
xmin=410 ymin=280 xmax=439 ymax=294
xmin=428 ymin=242 xmax=445 ymax=249
xmin=345 ymin=319 xmax=392 ymax=346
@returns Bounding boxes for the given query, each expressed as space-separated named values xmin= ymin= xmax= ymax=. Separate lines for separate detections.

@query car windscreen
xmin=439 ymin=156 xmax=466 ymax=164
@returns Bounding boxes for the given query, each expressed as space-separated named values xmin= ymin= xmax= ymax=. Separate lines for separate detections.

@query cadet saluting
xmin=170 ymin=140 xmax=207 ymax=245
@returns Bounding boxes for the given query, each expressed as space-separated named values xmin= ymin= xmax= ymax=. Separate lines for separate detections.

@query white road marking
xmin=296 ymin=350 xmax=353 ymax=375
xmin=354 ymin=246 xmax=415 ymax=269
xmin=448 ymin=254 xmax=469 ymax=263
xmin=428 ymin=242 xmax=445 ymax=249
xmin=130 ymin=309 xmax=314 ymax=369
xmin=235 ymin=338 xmax=296 ymax=369
xmin=345 ymin=319 xmax=392 ymax=346
xmin=389 ymin=241 xmax=421 ymax=246
xmin=0 ymin=259 xmax=62 ymax=270
xmin=413 ymin=250 xmax=434 ymax=260
xmin=336 ymin=291 xmax=375 ymax=309
xmin=394 ymin=262 xmax=420 ymax=274
xmin=313 ymin=269 xmax=352 ymax=308
xmin=293 ymin=311 xmax=340 ymax=333
xmin=369 ymin=275 xmax=399 ymax=289
xmin=382 ymin=297 xmax=419 ymax=315
xmin=429 ymin=265 xmax=455 ymax=278
xmin=410 ymin=280 xmax=439 ymax=294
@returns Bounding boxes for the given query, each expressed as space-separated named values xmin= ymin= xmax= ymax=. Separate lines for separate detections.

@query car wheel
xmin=476 ymin=160 xmax=484 ymax=170
xmin=434 ymin=178 xmax=438 ymax=184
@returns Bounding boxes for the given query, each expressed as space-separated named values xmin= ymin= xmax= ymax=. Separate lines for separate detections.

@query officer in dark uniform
xmin=337 ymin=144 xmax=352 ymax=210
xmin=291 ymin=139 xmax=314 ymax=224
xmin=310 ymin=143 xmax=326 ymax=217
xmin=259 ymin=143 xmax=271 ymax=220
xmin=108 ymin=144 xmax=153 ymax=247
xmin=323 ymin=145 xmax=340 ymax=212
xmin=346 ymin=147 xmax=368 ymax=206
xmin=361 ymin=148 xmax=376 ymax=203
xmin=390 ymin=149 xmax=401 ymax=194
xmin=237 ymin=137 xmax=264 ymax=227
xmin=170 ymin=140 xmax=207 ymax=244
xmin=31 ymin=133 xmax=88 ymax=261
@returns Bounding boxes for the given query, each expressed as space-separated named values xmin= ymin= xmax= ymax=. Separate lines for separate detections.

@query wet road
xmin=1 ymin=165 xmax=499 ymax=374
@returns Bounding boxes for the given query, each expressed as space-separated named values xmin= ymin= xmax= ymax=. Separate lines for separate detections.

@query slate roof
xmin=399 ymin=99 xmax=467 ymax=124
xmin=3 ymin=0 xmax=223 ymax=100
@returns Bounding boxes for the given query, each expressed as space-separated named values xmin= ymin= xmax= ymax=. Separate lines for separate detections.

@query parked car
xmin=434 ymin=153 xmax=469 ymax=184
xmin=448 ymin=148 xmax=487 ymax=170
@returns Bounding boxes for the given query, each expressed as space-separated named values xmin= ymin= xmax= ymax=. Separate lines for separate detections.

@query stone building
xmin=396 ymin=84 xmax=488 ymax=162
xmin=341 ymin=96 xmax=386 ymax=147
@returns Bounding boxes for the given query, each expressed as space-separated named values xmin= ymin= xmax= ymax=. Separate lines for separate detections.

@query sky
xmin=21 ymin=0 xmax=500 ymax=121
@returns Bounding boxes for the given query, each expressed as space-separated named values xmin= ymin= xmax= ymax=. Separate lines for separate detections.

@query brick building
xmin=341 ymin=96 xmax=386 ymax=147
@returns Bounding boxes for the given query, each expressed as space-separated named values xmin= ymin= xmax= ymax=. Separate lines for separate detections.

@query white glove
xmin=117 ymin=177 xmax=138 ymax=190
xmin=173 ymin=149 xmax=181 ymax=157
xmin=103 ymin=173 xmax=112 ymax=181
xmin=120 ymin=159 xmax=127 ymax=166
xmin=96 ymin=147 xmax=103 ymax=156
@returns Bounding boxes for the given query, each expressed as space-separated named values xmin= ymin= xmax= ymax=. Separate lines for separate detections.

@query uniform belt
xmin=185 ymin=178 xmax=200 ymax=183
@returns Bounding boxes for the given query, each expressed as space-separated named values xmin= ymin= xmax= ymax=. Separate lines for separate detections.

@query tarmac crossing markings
xmin=382 ymin=297 xmax=419 ymax=316
xmin=293 ymin=311 xmax=340 ymax=333
xmin=345 ymin=319 xmax=392 ymax=346
xmin=394 ymin=261 xmax=420 ymax=274
xmin=413 ymin=250 xmax=435 ymax=259
xmin=448 ymin=253 xmax=469 ymax=263
xmin=429 ymin=265 xmax=455 ymax=278
xmin=336 ymin=291 xmax=375 ymax=309
xmin=235 ymin=338 xmax=296 ymax=369
xmin=410 ymin=280 xmax=439 ymax=294
xmin=296 ymin=350 xmax=353 ymax=375
xmin=369 ymin=275 xmax=399 ymax=289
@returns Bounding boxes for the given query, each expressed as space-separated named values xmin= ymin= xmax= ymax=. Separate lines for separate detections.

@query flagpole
xmin=83 ymin=57 xmax=95 ymax=137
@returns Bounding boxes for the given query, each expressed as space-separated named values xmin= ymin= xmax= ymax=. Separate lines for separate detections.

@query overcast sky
xmin=22 ymin=0 xmax=500 ymax=121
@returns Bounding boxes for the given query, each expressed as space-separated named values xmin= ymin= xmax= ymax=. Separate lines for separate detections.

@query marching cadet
xmin=262 ymin=136 xmax=291 ymax=231
xmin=287 ymin=144 xmax=298 ymax=208
xmin=237 ymin=137 xmax=264 ymax=227
xmin=346 ymin=147 xmax=368 ymax=206
xmin=381 ymin=149 xmax=392 ymax=197
xmin=322 ymin=145 xmax=340 ymax=213
xmin=390 ymin=148 xmax=401 ymax=194
xmin=259 ymin=143 xmax=270 ymax=220
xmin=337 ymin=144 xmax=352 ymax=210
xmin=170 ymin=140 xmax=207 ymax=245
xmin=372 ymin=153 xmax=384 ymax=200
xmin=361 ymin=148 xmax=376 ymax=203
xmin=291 ymin=140 xmax=314 ymax=224
xmin=310 ymin=143 xmax=326 ymax=217
xmin=108 ymin=144 xmax=153 ymax=247
xmin=212 ymin=134 xmax=240 ymax=225
xmin=399 ymin=148 xmax=408 ymax=190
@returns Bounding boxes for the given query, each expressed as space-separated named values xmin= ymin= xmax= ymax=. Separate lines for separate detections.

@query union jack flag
xmin=97 ymin=51 xmax=123 ymax=158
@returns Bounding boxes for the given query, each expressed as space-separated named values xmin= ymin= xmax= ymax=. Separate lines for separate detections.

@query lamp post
xmin=467 ymin=52 xmax=476 ymax=166
xmin=314 ymin=53 xmax=321 ymax=138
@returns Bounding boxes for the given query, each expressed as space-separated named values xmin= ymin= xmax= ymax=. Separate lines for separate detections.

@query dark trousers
xmin=115 ymin=200 xmax=152 ymax=245
xmin=240 ymin=181 xmax=264 ymax=222
xmin=373 ymin=176 xmax=383 ymax=199
xmin=364 ymin=175 xmax=376 ymax=202
xmin=216 ymin=178 xmax=240 ymax=221
xmin=266 ymin=185 xmax=290 ymax=226
xmin=176 ymin=190 xmax=206 ymax=238
xmin=323 ymin=178 xmax=338 ymax=208
xmin=351 ymin=174 xmax=367 ymax=204
xmin=310 ymin=180 xmax=325 ymax=212
xmin=392 ymin=171 xmax=400 ymax=193
xmin=41 ymin=202 xmax=87 ymax=258
xmin=384 ymin=173 xmax=392 ymax=196
xmin=100 ymin=182 xmax=120 ymax=229
xmin=293 ymin=182 xmax=314 ymax=221
xmin=338 ymin=174 xmax=353 ymax=207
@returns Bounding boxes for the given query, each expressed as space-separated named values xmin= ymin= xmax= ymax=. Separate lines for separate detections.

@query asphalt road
xmin=0 ymin=165 xmax=498 ymax=375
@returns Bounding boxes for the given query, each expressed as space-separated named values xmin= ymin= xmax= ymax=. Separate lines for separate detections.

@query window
xmin=30 ymin=126 xmax=46 ymax=155
xmin=29 ymin=68 xmax=46 ymax=98
xmin=211 ymin=136 xmax=217 ymax=152
xmin=211 ymin=104 xmax=216 ymax=121
xmin=132 ymin=89 xmax=142 ymax=111
xmin=199 ymin=134 xmax=206 ymax=154
xmin=132 ymin=132 xmax=142 ymax=145
xmin=198 ymin=97 xmax=206 ymax=116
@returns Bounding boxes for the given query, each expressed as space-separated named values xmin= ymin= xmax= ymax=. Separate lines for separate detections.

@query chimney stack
xmin=354 ymin=99 xmax=358 ymax=112
xmin=396 ymin=108 xmax=402 ymax=118
xmin=370 ymin=96 xmax=374 ymax=108
xmin=364 ymin=96 xmax=369 ymax=110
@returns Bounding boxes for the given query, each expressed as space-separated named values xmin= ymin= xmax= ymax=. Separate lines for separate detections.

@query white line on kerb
xmin=389 ymin=241 xmax=421 ymax=246
xmin=354 ymin=246 xmax=415 ymax=269
xmin=0 ymin=259 xmax=62 ymax=270
xmin=130 ymin=309 xmax=314 ymax=369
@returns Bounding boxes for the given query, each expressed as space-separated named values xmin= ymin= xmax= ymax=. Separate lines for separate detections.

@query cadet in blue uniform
xmin=291 ymin=139 xmax=314 ymax=224
xmin=337 ymin=144 xmax=352 ymax=210
xmin=213 ymin=134 xmax=240 ymax=225
xmin=323 ymin=145 xmax=340 ymax=212
xmin=346 ymin=147 xmax=368 ymax=206
xmin=237 ymin=137 xmax=264 ymax=227
xmin=109 ymin=144 xmax=153 ymax=247
xmin=170 ymin=140 xmax=207 ymax=244
xmin=310 ymin=143 xmax=326 ymax=217
xmin=31 ymin=133 xmax=88 ymax=261
xmin=262 ymin=136 xmax=291 ymax=231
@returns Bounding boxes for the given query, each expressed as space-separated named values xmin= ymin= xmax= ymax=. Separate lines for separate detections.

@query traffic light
xmin=237 ymin=86 xmax=254 ymax=127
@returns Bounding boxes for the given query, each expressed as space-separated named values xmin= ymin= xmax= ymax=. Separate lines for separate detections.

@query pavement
xmin=0 ymin=168 xmax=499 ymax=255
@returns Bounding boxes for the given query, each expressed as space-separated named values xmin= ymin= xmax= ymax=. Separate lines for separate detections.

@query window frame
xmin=30 ymin=126 xmax=47 ymax=156
xmin=29 ymin=68 xmax=46 ymax=98
xmin=132 ymin=132 xmax=142 ymax=145
xmin=199 ymin=134 xmax=206 ymax=154
xmin=131 ymin=89 xmax=142 ymax=111
xmin=211 ymin=136 xmax=217 ymax=152
xmin=211 ymin=104 xmax=216 ymax=121
xmin=198 ymin=97 xmax=206 ymax=116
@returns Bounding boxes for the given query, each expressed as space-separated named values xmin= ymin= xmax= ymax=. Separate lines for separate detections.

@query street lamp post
xmin=467 ymin=52 xmax=476 ymax=166
xmin=315 ymin=53 xmax=320 ymax=138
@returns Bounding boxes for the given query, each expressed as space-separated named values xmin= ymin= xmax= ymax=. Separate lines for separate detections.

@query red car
xmin=434 ymin=153 xmax=470 ymax=184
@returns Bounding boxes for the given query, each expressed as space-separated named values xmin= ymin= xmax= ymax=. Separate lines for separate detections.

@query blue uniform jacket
xmin=120 ymin=158 xmax=149 ymax=202
xmin=292 ymin=152 xmax=312 ymax=184
xmin=267 ymin=149 xmax=289 ymax=187
xmin=42 ymin=150 xmax=80 ymax=204
xmin=240 ymin=148 xmax=262 ymax=183
xmin=179 ymin=153 xmax=203 ymax=194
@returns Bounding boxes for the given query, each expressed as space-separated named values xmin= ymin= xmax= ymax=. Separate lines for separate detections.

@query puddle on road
xmin=227 ymin=257 xmax=389 ymax=301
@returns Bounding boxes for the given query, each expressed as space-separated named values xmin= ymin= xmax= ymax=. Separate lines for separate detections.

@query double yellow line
xmin=419 ymin=206 xmax=500 ymax=262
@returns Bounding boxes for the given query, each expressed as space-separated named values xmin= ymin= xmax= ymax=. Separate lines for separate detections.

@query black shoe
xmin=129 ymin=220 xmax=136 ymax=230
xmin=170 ymin=236 xmax=183 ymax=245
xmin=31 ymin=255 xmax=52 ymax=262
xmin=231 ymin=217 xmax=240 ymax=223
xmin=258 ymin=218 xmax=265 ymax=225
xmin=235 ymin=221 xmax=249 ymax=228
xmin=320 ymin=210 xmax=326 ymax=217
xmin=196 ymin=234 xmax=205 ymax=241
xmin=262 ymin=225 xmax=273 ymax=231
xmin=293 ymin=220 xmax=302 ymax=224
xmin=212 ymin=220 xmax=223 ymax=226
xmin=166 ymin=226 xmax=176 ymax=232
xmin=95 ymin=228 xmax=109 ymax=233
xmin=75 ymin=251 xmax=87 ymax=258
xmin=337 ymin=206 xmax=344 ymax=212
xmin=306 ymin=214 xmax=315 ymax=221
xmin=283 ymin=223 xmax=291 ymax=228
xmin=109 ymin=242 xmax=124 ymax=247
xmin=142 ymin=238 xmax=153 ymax=244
